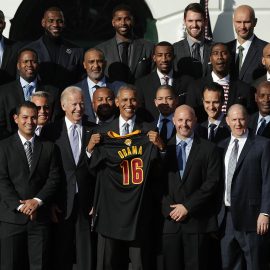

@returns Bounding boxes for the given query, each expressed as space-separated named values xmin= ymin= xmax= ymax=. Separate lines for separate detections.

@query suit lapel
xmin=13 ymin=134 xmax=29 ymax=170
xmin=82 ymin=79 xmax=96 ymax=122
xmin=111 ymin=38 xmax=121 ymax=62
xmin=29 ymin=138 xmax=42 ymax=178
xmin=77 ymin=125 xmax=91 ymax=165
xmin=130 ymin=39 xmax=143 ymax=73
xmin=235 ymin=135 xmax=253 ymax=171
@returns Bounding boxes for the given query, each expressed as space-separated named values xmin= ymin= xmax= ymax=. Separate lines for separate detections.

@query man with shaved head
xmin=219 ymin=104 xmax=270 ymax=269
xmin=161 ymin=104 xmax=221 ymax=270
xmin=227 ymin=5 xmax=267 ymax=84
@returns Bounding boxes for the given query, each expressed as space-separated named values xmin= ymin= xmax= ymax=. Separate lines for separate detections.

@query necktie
xmin=122 ymin=122 xmax=130 ymax=136
xmin=70 ymin=124 xmax=80 ymax=164
xmin=35 ymin=126 xmax=42 ymax=136
xmin=177 ymin=141 xmax=187 ymax=178
xmin=24 ymin=141 xmax=32 ymax=168
xmin=226 ymin=139 xmax=239 ymax=205
xmin=257 ymin=118 xmax=266 ymax=135
xmin=209 ymin=123 xmax=217 ymax=141
xmin=220 ymin=83 xmax=229 ymax=113
xmin=238 ymin=45 xmax=244 ymax=72
xmin=94 ymin=85 xmax=100 ymax=90
xmin=25 ymin=84 xmax=33 ymax=101
xmin=192 ymin=42 xmax=201 ymax=62
xmin=162 ymin=76 xmax=169 ymax=85
xmin=160 ymin=118 xmax=169 ymax=143
xmin=121 ymin=42 xmax=129 ymax=65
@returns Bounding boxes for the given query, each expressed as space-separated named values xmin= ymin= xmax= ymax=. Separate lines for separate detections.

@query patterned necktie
xmin=257 ymin=118 xmax=266 ymax=135
xmin=122 ymin=122 xmax=130 ymax=136
xmin=162 ymin=76 xmax=169 ymax=85
xmin=226 ymin=139 xmax=239 ymax=205
xmin=70 ymin=124 xmax=80 ymax=164
xmin=209 ymin=123 xmax=217 ymax=141
xmin=160 ymin=118 xmax=169 ymax=143
xmin=25 ymin=84 xmax=34 ymax=101
xmin=192 ymin=42 xmax=201 ymax=62
xmin=121 ymin=42 xmax=129 ymax=65
xmin=24 ymin=141 xmax=32 ymax=168
xmin=238 ymin=45 xmax=244 ymax=72
xmin=177 ymin=141 xmax=187 ymax=178
xmin=220 ymin=83 xmax=229 ymax=113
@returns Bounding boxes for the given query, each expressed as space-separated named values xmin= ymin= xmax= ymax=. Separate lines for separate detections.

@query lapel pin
xmin=66 ymin=48 xmax=72 ymax=54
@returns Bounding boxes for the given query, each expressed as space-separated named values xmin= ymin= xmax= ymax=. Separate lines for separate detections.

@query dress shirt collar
xmin=258 ymin=113 xmax=270 ymax=125
xmin=18 ymin=130 xmax=35 ymax=149
xmin=119 ymin=115 xmax=136 ymax=134
xmin=186 ymin=34 xmax=204 ymax=45
xmin=229 ymin=130 xmax=248 ymax=146
xmin=159 ymin=113 xmax=173 ymax=122
xmin=211 ymin=71 xmax=230 ymax=84
xmin=87 ymin=76 xmax=106 ymax=89
xmin=176 ymin=133 xmax=194 ymax=145
xmin=236 ymin=34 xmax=254 ymax=52
xmin=65 ymin=116 xmax=82 ymax=132
xmin=156 ymin=68 xmax=173 ymax=85
xmin=208 ymin=113 xmax=224 ymax=127
xmin=20 ymin=77 xmax=37 ymax=89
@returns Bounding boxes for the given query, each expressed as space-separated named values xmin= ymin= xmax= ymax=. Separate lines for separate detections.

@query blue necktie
xmin=70 ymin=124 xmax=80 ymax=164
xmin=24 ymin=84 xmax=33 ymax=101
xmin=257 ymin=118 xmax=266 ymax=135
xmin=178 ymin=141 xmax=187 ymax=178
xmin=24 ymin=141 xmax=32 ymax=168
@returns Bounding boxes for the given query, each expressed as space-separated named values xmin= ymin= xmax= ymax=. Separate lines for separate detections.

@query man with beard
xmin=154 ymin=85 xmax=178 ymax=144
xmin=136 ymin=41 xmax=190 ymax=122
xmin=173 ymin=3 xmax=212 ymax=79
xmin=76 ymin=48 xmax=123 ymax=123
xmin=92 ymin=87 xmax=117 ymax=125
xmin=186 ymin=42 xmax=255 ymax=122
xmin=26 ymin=7 xmax=84 ymax=90
xmin=96 ymin=4 xmax=153 ymax=83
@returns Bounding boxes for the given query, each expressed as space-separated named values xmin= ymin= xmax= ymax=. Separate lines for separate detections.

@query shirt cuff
xmin=33 ymin=197 xmax=43 ymax=206
xmin=86 ymin=147 xmax=93 ymax=158
xmin=17 ymin=204 xmax=24 ymax=211
xmin=261 ymin=213 xmax=269 ymax=217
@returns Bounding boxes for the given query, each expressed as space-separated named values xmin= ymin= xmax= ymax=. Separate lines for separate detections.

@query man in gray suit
xmin=96 ymin=4 xmax=153 ymax=83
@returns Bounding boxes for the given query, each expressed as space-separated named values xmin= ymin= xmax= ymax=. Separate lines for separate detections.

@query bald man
xmin=227 ymin=5 xmax=267 ymax=84
xmin=161 ymin=105 xmax=222 ymax=270
xmin=219 ymin=104 xmax=270 ymax=270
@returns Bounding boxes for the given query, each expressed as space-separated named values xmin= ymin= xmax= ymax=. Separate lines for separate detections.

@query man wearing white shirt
xmin=218 ymin=104 xmax=270 ymax=270
xmin=0 ymin=101 xmax=60 ymax=270
xmin=227 ymin=5 xmax=267 ymax=84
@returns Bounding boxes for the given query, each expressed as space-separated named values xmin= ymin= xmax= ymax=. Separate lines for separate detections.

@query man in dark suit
xmin=75 ymin=48 xmax=123 ymax=122
xmin=162 ymin=105 xmax=221 ymax=270
xmin=0 ymin=48 xmax=60 ymax=138
xmin=218 ymin=104 xmax=270 ymax=270
xmin=0 ymin=10 xmax=17 ymax=85
xmin=186 ymin=42 xmax=255 ymax=122
xmin=136 ymin=41 xmax=191 ymax=122
xmin=154 ymin=85 xmax=177 ymax=144
xmin=26 ymin=7 xmax=84 ymax=90
xmin=96 ymin=4 xmax=153 ymax=83
xmin=195 ymin=82 xmax=230 ymax=143
xmin=253 ymin=43 xmax=270 ymax=88
xmin=227 ymin=5 xmax=267 ymax=84
xmin=92 ymin=87 xmax=117 ymax=125
xmin=0 ymin=101 xmax=60 ymax=270
xmin=173 ymin=3 xmax=212 ymax=79
xmin=87 ymin=85 xmax=165 ymax=270
xmin=249 ymin=81 xmax=270 ymax=138
xmin=42 ymin=86 xmax=96 ymax=270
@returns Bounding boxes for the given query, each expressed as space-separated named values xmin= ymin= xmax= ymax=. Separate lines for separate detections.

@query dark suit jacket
xmin=173 ymin=38 xmax=212 ymax=79
xmin=0 ymin=79 xmax=61 ymax=137
xmin=162 ymin=135 xmax=221 ymax=234
xmin=42 ymin=118 xmax=96 ymax=219
xmin=0 ymin=133 xmax=60 ymax=224
xmin=248 ymin=112 xmax=270 ymax=138
xmin=218 ymin=132 xmax=270 ymax=231
xmin=252 ymin=74 xmax=267 ymax=89
xmin=96 ymin=37 xmax=153 ymax=83
xmin=186 ymin=73 xmax=256 ymax=122
xmin=0 ymin=37 xmax=17 ymax=85
xmin=227 ymin=35 xmax=267 ymax=84
xmin=75 ymin=77 xmax=123 ymax=122
xmin=195 ymin=117 xmax=231 ymax=143
xmin=135 ymin=70 xmax=192 ymax=121
xmin=27 ymin=36 xmax=84 ymax=90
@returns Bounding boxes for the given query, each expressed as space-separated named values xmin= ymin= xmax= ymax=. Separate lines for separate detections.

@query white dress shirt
xmin=119 ymin=115 xmax=136 ymax=135
xmin=236 ymin=34 xmax=254 ymax=65
xmin=87 ymin=76 xmax=107 ymax=101
xmin=157 ymin=113 xmax=174 ymax=140
xmin=156 ymin=68 xmax=173 ymax=86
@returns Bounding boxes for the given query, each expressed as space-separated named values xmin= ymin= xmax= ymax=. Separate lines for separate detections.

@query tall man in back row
xmin=87 ymin=85 xmax=165 ymax=270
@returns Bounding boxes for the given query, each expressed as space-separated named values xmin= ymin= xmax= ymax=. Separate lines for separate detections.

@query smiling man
xmin=186 ymin=42 xmax=255 ymax=122
xmin=161 ymin=104 xmax=221 ymax=270
xmin=218 ymin=104 xmax=270 ymax=270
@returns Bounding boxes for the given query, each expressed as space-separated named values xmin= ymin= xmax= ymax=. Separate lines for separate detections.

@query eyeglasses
xmin=36 ymin=105 xmax=50 ymax=110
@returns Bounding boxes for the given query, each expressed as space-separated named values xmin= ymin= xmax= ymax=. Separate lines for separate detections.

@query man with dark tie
xmin=154 ymin=85 xmax=178 ymax=144
xmin=186 ymin=42 xmax=255 ymax=122
xmin=92 ymin=87 xmax=117 ymax=125
xmin=195 ymin=82 xmax=230 ymax=143
xmin=227 ymin=5 xmax=267 ymax=84
xmin=0 ymin=48 xmax=60 ymax=138
xmin=173 ymin=3 xmax=212 ymax=79
xmin=30 ymin=91 xmax=52 ymax=136
xmin=136 ymin=41 xmax=190 ymax=122
xmin=218 ymin=104 xmax=270 ymax=270
xmin=26 ymin=7 xmax=84 ymax=90
xmin=161 ymin=105 xmax=221 ymax=270
xmin=76 ymin=48 xmax=123 ymax=122
xmin=96 ymin=4 xmax=153 ymax=83
xmin=0 ymin=101 xmax=60 ymax=270
xmin=42 ymin=86 xmax=96 ymax=270
xmin=253 ymin=43 xmax=270 ymax=88
xmin=249 ymin=81 xmax=270 ymax=138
